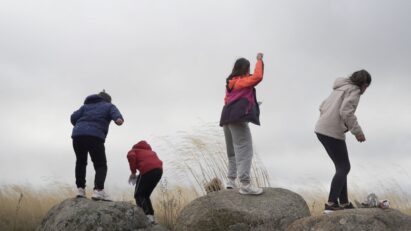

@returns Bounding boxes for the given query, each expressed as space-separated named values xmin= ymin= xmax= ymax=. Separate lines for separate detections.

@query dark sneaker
xmin=324 ymin=203 xmax=343 ymax=214
xmin=341 ymin=202 xmax=355 ymax=209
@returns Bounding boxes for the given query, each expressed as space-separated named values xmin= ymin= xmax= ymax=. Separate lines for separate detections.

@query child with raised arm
xmin=219 ymin=53 xmax=264 ymax=195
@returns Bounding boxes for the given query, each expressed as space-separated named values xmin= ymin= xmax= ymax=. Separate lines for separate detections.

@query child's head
xmin=229 ymin=58 xmax=250 ymax=79
xmin=98 ymin=89 xmax=112 ymax=103
xmin=349 ymin=70 xmax=372 ymax=94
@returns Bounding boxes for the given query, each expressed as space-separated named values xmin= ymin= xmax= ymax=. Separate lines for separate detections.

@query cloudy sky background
xmin=1 ymin=0 xmax=411 ymax=195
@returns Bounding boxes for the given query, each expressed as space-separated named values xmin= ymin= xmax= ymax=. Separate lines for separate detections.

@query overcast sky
xmin=1 ymin=0 xmax=410 ymax=194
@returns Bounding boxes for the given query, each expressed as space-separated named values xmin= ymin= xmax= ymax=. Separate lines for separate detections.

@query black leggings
xmin=73 ymin=136 xmax=107 ymax=190
xmin=317 ymin=133 xmax=351 ymax=204
xmin=134 ymin=169 xmax=163 ymax=215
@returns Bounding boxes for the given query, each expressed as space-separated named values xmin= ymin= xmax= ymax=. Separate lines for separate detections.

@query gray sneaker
xmin=239 ymin=183 xmax=263 ymax=195
xmin=76 ymin=188 xmax=86 ymax=198
xmin=226 ymin=178 xmax=237 ymax=189
xmin=91 ymin=190 xmax=112 ymax=201
xmin=147 ymin=215 xmax=157 ymax=225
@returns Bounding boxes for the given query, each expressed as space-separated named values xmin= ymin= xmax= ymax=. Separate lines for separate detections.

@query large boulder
xmin=286 ymin=208 xmax=411 ymax=231
xmin=175 ymin=187 xmax=310 ymax=231
xmin=36 ymin=198 xmax=169 ymax=231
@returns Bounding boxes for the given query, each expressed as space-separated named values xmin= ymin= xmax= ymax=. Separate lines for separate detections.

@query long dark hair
xmin=349 ymin=69 xmax=372 ymax=87
xmin=226 ymin=58 xmax=250 ymax=91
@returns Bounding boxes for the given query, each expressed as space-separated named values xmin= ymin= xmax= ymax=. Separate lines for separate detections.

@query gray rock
xmin=36 ymin=198 xmax=169 ymax=231
xmin=286 ymin=208 xmax=411 ymax=231
xmin=175 ymin=187 xmax=311 ymax=231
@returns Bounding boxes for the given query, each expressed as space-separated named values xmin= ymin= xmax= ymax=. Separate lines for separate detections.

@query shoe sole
xmin=91 ymin=197 xmax=112 ymax=202
xmin=323 ymin=209 xmax=343 ymax=214
xmin=323 ymin=210 xmax=334 ymax=214
xmin=239 ymin=190 xmax=264 ymax=195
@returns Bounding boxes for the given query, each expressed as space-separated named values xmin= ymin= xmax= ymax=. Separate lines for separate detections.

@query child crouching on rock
xmin=127 ymin=140 xmax=163 ymax=224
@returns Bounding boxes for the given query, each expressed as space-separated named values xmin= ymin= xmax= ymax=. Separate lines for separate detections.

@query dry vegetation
xmin=1 ymin=180 xmax=411 ymax=231
xmin=1 ymin=125 xmax=410 ymax=230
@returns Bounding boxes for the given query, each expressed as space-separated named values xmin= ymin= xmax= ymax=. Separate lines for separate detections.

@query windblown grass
xmin=157 ymin=122 xmax=271 ymax=195
xmin=1 ymin=124 xmax=411 ymax=230
xmin=153 ymin=179 xmax=198 ymax=229
xmin=0 ymin=183 xmax=73 ymax=231
xmin=1 ymin=182 xmax=411 ymax=230
xmin=298 ymin=180 xmax=411 ymax=216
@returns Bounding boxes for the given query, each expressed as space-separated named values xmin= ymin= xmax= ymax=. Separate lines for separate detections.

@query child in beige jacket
xmin=315 ymin=70 xmax=371 ymax=213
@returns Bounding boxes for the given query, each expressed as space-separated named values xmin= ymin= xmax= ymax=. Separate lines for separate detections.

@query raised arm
xmin=230 ymin=59 xmax=264 ymax=90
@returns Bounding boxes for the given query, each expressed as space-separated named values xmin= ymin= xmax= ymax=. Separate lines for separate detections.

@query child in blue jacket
xmin=71 ymin=90 xmax=124 ymax=200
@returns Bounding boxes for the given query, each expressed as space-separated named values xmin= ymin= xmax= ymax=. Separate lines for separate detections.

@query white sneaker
xmin=91 ymin=189 xmax=112 ymax=201
xmin=146 ymin=215 xmax=157 ymax=225
xmin=239 ymin=183 xmax=263 ymax=195
xmin=76 ymin=188 xmax=86 ymax=198
xmin=226 ymin=178 xmax=237 ymax=189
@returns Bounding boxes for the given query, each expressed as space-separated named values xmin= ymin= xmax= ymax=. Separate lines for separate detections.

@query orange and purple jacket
xmin=220 ymin=60 xmax=264 ymax=126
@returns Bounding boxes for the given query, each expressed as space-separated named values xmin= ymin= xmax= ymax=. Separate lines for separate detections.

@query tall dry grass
xmin=1 ymin=124 xmax=411 ymax=230
xmin=157 ymin=122 xmax=271 ymax=195
xmin=1 ymin=181 xmax=411 ymax=231
xmin=0 ymin=183 xmax=73 ymax=231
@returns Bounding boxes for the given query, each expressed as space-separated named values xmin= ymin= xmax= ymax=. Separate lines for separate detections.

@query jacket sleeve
xmin=109 ymin=104 xmax=123 ymax=121
xmin=70 ymin=107 xmax=84 ymax=125
xmin=339 ymin=89 xmax=363 ymax=136
xmin=231 ymin=60 xmax=264 ymax=90
xmin=127 ymin=151 xmax=137 ymax=174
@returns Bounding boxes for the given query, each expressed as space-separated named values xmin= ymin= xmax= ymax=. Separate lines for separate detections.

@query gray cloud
xmin=1 ymin=0 xmax=410 ymax=192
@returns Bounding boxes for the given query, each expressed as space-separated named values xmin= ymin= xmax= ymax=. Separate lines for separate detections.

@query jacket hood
xmin=333 ymin=77 xmax=357 ymax=90
xmin=132 ymin=140 xmax=152 ymax=150
xmin=84 ymin=94 xmax=106 ymax=104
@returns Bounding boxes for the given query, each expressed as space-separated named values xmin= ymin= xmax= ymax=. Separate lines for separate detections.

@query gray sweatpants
xmin=223 ymin=122 xmax=253 ymax=184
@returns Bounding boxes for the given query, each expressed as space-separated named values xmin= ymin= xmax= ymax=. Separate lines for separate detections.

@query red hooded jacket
xmin=127 ymin=141 xmax=163 ymax=175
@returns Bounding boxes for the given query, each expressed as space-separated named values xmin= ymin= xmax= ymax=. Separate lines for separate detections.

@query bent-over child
xmin=127 ymin=140 xmax=163 ymax=224
xmin=315 ymin=70 xmax=371 ymax=213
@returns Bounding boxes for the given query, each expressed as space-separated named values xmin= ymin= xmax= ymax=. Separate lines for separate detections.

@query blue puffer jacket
xmin=71 ymin=94 xmax=123 ymax=141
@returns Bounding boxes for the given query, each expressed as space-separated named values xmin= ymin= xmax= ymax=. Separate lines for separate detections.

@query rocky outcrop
xmin=286 ymin=208 xmax=411 ymax=231
xmin=175 ymin=187 xmax=310 ymax=231
xmin=36 ymin=198 xmax=168 ymax=231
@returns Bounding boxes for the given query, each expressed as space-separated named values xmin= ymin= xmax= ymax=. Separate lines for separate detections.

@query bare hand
xmin=356 ymin=134 xmax=366 ymax=142
xmin=128 ymin=174 xmax=137 ymax=185
xmin=257 ymin=53 xmax=263 ymax=60
xmin=115 ymin=118 xmax=124 ymax=126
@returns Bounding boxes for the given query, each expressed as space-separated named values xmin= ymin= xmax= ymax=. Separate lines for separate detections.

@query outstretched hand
xmin=356 ymin=134 xmax=366 ymax=142
xmin=115 ymin=118 xmax=124 ymax=126
xmin=128 ymin=174 xmax=138 ymax=186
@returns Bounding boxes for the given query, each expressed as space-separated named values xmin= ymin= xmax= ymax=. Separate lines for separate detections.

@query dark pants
xmin=134 ymin=169 xmax=163 ymax=215
xmin=73 ymin=135 xmax=107 ymax=190
xmin=317 ymin=133 xmax=351 ymax=204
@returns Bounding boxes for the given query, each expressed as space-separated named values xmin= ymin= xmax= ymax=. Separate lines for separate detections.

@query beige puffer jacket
xmin=315 ymin=77 xmax=364 ymax=140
